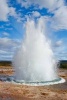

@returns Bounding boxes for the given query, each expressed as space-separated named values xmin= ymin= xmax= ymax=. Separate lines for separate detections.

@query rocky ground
xmin=0 ymin=66 xmax=67 ymax=100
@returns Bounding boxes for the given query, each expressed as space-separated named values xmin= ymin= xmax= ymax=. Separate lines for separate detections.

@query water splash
xmin=13 ymin=17 xmax=58 ymax=83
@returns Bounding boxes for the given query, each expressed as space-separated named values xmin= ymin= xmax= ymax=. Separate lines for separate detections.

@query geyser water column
xmin=13 ymin=18 xmax=65 ymax=85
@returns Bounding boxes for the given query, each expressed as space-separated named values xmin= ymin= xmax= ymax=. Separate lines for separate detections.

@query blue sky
xmin=0 ymin=0 xmax=67 ymax=61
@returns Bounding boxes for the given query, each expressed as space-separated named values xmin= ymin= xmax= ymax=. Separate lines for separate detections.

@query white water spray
xmin=13 ymin=18 xmax=59 ymax=83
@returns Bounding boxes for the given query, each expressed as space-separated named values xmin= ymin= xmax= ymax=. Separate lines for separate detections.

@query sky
xmin=0 ymin=0 xmax=67 ymax=61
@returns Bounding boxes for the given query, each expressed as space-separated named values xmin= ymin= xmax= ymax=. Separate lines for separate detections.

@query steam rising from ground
xmin=13 ymin=18 xmax=58 ymax=82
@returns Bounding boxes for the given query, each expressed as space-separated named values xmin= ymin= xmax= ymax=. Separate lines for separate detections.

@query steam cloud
xmin=13 ymin=17 xmax=58 ymax=82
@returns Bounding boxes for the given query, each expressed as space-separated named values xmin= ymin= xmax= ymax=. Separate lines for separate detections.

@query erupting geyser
xmin=13 ymin=18 xmax=65 ymax=85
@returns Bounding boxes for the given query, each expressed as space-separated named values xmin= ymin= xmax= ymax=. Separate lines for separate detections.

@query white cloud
xmin=51 ymin=6 xmax=67 ymax=30
xmin=0 ymin=50 xmax=7 ymax=54
xmin=2 ymin=32 xmax=9 ymax=37
xmin=5 ymin=27 xmax=13 ymax=31
xmin=17 ymin=0 xmax=67 ymax=30
xmin=9 ymin=7 xmax=17 ymax=18
xmin=48 ymin=0 xmax=64 ymax=12
xmin=9 ymin=7 xmax=22 ymax=22
xmin=0 ymin=37 xmax=21 ymax=60
xmin=53 ymin=39 xmax=67 ymax=60
xmin=26 ymin=11 xmax=41 ymax=19
xmin=0 ymin=37 xmax=21 ymax=49
xmin=0 ymin=54 xmax=13 ymax=61
xmin=54 ymin=46 xmax=67 ymax=60
xmin=0 ymin=0 xmax=9 ymax=21
xmin=0 ymin=0 xmax=66 ymax=30
xmin=55 ymin=40 xmax=63 ymax=47
xmin=17 ymin=0 xmax=64 ymax=10
xmin=0 ymin=49 xmax=13 ymax=60
xmin=32 ymin=11 xmax=40 ymax=17
xmin=0 ymin=0 xmax=21 ymax=21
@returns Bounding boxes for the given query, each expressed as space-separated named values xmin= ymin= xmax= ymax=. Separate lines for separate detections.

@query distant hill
xmin=59 ymin=60 xmax=67 ymax=69
xmin=0 ymin=61 xmax=12 ymax=66
xmin=0 ymin=60 xmax=67 ymax=69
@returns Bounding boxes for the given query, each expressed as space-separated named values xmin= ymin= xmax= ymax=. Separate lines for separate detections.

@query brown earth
xmin=0 ymin=66 xmax=67 ymax=100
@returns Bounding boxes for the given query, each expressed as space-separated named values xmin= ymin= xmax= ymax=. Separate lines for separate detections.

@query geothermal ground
xmin=0 ymin=66 xmax=67 ymax=100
